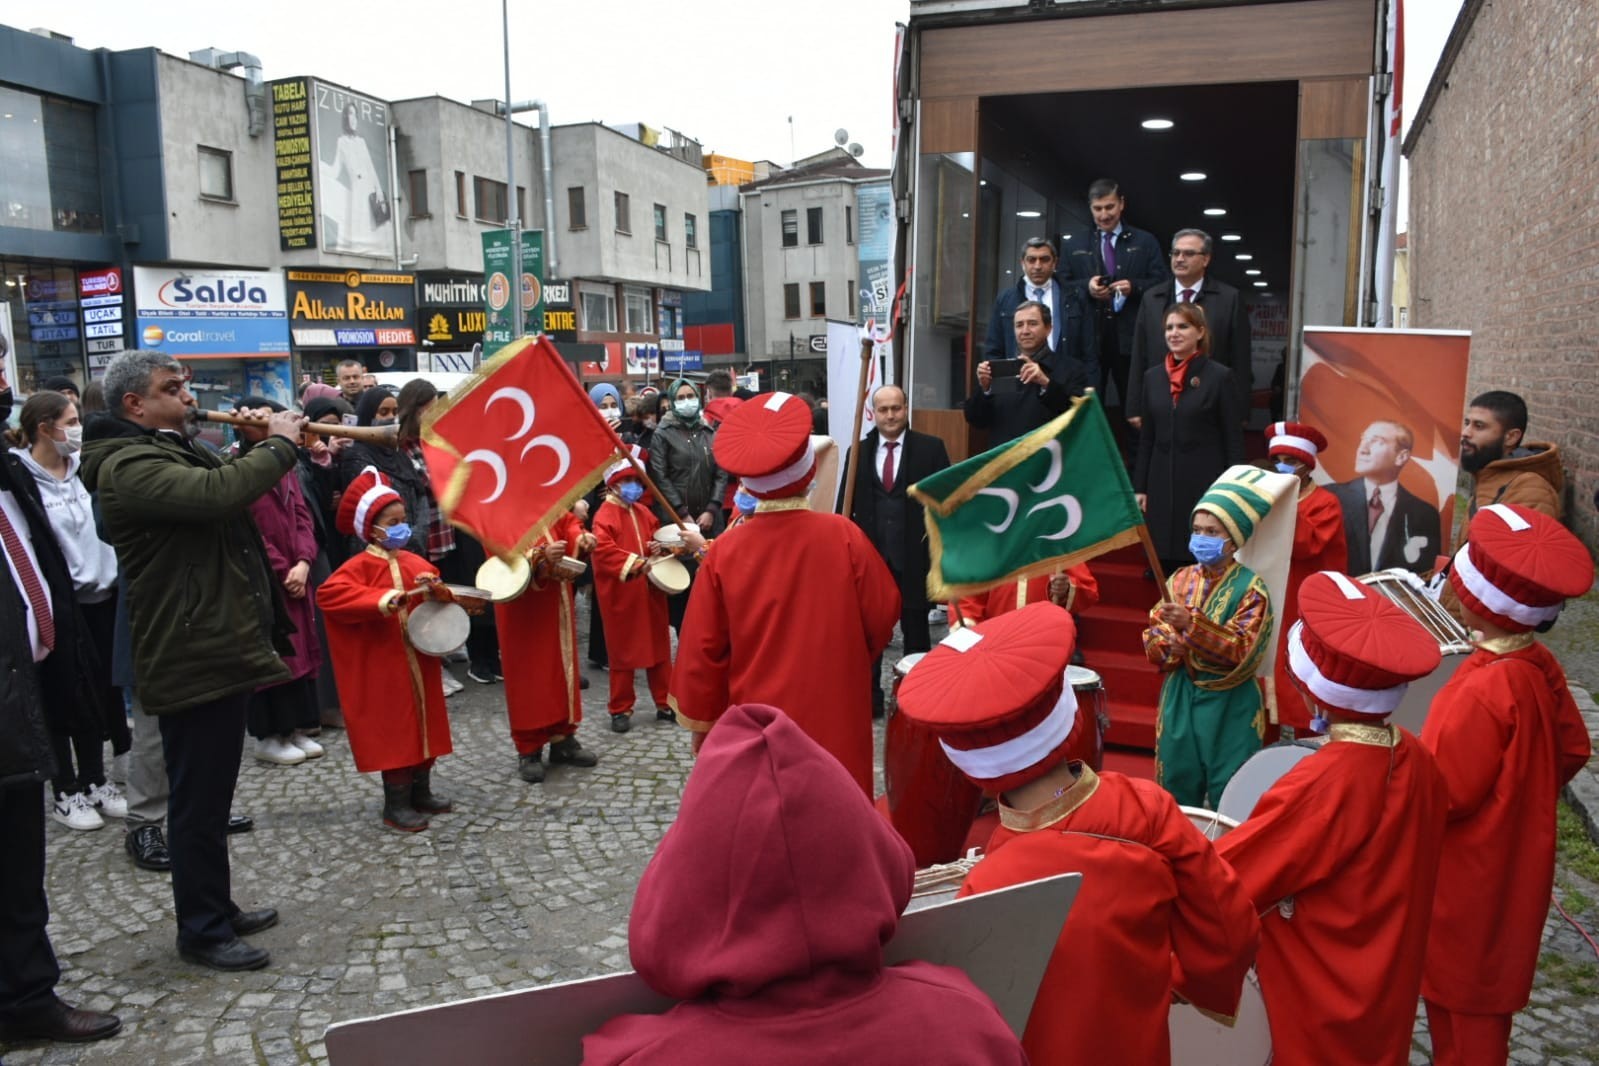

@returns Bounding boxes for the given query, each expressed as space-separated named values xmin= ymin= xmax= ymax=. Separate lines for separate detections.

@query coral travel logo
xmin=143 ymin=326 xmax=165 ymax=346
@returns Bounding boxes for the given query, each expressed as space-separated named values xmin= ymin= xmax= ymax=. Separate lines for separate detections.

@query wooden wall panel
xmin=912 ymin=408 xmax=977 ymax=464
xmin=1299 ymin=77 xmax=1371 ymax=139
xmin=921 ymin=0 xmax=1376 ymax=99
xmin=919 ymin=97 xmax=979 ymax=154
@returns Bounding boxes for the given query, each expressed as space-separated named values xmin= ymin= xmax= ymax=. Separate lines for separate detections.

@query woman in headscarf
xmin=647 ymin=378 xmax=726 ymax=632
xmin=299 ymin=395 xmax=355 ymax=728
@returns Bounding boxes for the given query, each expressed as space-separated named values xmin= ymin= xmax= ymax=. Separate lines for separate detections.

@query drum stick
xmin=839 ymin=336 xmax=876 ymax=520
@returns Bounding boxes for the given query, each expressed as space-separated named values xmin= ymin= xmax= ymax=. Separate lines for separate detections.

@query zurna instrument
xmin=191 ymin=408 xmax=400 ymax=446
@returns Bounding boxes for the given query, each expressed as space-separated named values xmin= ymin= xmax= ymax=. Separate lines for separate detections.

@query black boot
xmin=411 ymin=768 xmax=452 ymax=814
xmin=381 ymin=778 xmax=428 ymax=833
xmin=550 ymin=735 xmax=599 ymax=767
xmin=518 ymin=750 xmax=546 ymax=783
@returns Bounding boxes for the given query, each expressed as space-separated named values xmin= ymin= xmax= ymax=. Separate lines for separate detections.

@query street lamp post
xmin=501 ymin=0 xmax=521 ymax=340
xmin=788 ymin=331 xmax=797 ymax=388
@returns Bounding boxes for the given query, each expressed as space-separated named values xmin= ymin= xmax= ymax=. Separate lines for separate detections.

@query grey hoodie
xmin=9 ymin=447 xmax=119 ymax=602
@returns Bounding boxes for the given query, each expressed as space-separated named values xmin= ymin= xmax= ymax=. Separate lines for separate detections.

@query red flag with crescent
xmin=421 ymin=335 xmax=623 ymax=557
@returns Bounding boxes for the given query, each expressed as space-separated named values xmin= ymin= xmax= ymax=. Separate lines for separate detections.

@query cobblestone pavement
xmin=6 ymin=605 xmax=1599 ymax=1064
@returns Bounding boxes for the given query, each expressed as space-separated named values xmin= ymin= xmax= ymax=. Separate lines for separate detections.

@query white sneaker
xmin=927 ymin=605 xmax=948 ymax=624
xmin=52 ymin=791 xmax=105 ymax=831
xmin=86 ymin=781 xmax=128 ymax=819
xmin=441 ymin=673 xmax=464 ymax=697
xmin=288 ymin=731 xmax=325 ymax=759
xmin=255 ymin=736 xmax=307 ymax=766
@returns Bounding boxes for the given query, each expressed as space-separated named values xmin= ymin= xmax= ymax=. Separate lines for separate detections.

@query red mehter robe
xmin=316 ymin=546 xmax=453 ymax=772
xmin=670 ymin=504 xmax=900 ymax=795
xmin=1420 ymin=638 xmax=1592 ymax=1014
xmin=1273 ymin=484 xmax=1350 ymax=730
xmin=592 ymin=495 xmax=671 ymax=671
xmin=1216 ymin=723 xmax=1447 ymax=1064
xmin=959 ymin=767 xmax=1259 ymax=1065
xmin=496 ymin=511 xmax=586 ymax=750
xmin=951 ymin=563 xmax=1101 ymax=623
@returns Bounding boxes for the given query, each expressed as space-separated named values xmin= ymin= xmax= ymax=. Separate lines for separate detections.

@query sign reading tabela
xmin=272 ymin=78 xmax=316 ymax=251
xmin=481 ymin=230 xmax=545 ymax=358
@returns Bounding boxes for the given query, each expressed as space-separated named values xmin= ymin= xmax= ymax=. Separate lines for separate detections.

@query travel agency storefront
xmin=132 ymin=266 xmax=292 ymax=410
xmin=286 ymin=269 xmax=417 ymax=381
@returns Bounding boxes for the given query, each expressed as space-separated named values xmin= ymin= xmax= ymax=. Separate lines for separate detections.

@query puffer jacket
xmin=1472 ymin=441 xmax=1564 ymax=520
xmin=79 ymin=415 xmax=297 ymax=714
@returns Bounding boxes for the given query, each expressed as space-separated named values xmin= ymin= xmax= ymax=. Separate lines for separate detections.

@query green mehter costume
xmin=1143 ymin=479 xmax=1274 ymax=808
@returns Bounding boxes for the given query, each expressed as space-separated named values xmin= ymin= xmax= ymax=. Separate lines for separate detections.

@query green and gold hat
xmin=1193 ymin=474 xmax=1273 ymax=547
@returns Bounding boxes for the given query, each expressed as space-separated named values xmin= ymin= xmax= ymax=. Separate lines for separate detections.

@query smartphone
xmin=989 ymin=358 xmax=1024 ymax=379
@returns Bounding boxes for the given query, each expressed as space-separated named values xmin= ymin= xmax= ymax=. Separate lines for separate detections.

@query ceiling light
xmin=1016 ymin=210 xmax=1041 ymax=218
xmin=1141 ymin=118 xmax=1174 ymax=130
xmin=1235 ymin=254 xmax=1253 ymax=261
xmin=1245 ymin=269 xmax=1262 ymax=276
xmin=1180 ymin=172 xmax=1206 ymax=182
xmin=961 ymin=212 xmax=970 ymax=219
xmin=1221 ymin=233 xmax=1242 ymax=242
xmin=979 ymin=179 xmax=988 ymax=186
xmin=1203 ymin=207 xmax=1227 ymax=217
xmin=1253 ymin=281 xmax=1268 ymax=287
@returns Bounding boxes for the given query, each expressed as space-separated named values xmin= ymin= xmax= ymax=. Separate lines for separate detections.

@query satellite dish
xmin=834 ymin=128 xmax=849 ymax=146
xmin=848 ymin=143 xmax=864 ymax=158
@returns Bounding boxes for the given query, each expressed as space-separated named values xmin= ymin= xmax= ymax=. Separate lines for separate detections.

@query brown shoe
xmin=0 ymin=999 xmax=122 ymax=1044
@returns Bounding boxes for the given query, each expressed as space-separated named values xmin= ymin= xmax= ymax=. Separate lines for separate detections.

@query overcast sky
xmin=3 ymin=0 xmax=1461 ymax=175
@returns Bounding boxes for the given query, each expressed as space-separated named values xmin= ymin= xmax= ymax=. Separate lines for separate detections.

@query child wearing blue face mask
xmin=1141 ymin=477 xmax=1275 ymax=808
xmin=318 ymin=466 xmax=458 ymax=832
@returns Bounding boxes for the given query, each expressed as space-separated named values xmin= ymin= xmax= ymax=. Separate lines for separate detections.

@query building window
xmin=781 ymin=209 xmax=797 ymax=248
xmin=848 ymin=280 xmax=856 ymax=319
xmin=198 ymin=146 xmax=233 ymax=202
xmin=684 ymin=213 xmax=698 ymax=249
xmin=783 ymin=284 xmax=801 ymax=320
xmin=516 ymin=186 xmax=526 ymax=225
xmin=653 ymin=203 xmax=667 ymax=242
xmin=568 ymin=186 xmax=586 ymax=229
xmin=624 ymin=287 xmax=653 ymax=333
xmin=810 ymin=281 xmax=826 ymax=317
xmin=807 ymin=207 xmax=823 ymax=245
xmin=615 ymin=191 xmax=631 ymax=234
xmin=407 ymin=170 xmax=429 ymax=218
xmin=474 ymin=176 xmax=508 ymax=223
xmin=581 ymin=287 xmax=617 ymax=332
xmin=455 ymin=171 xmax=467 ymax=217
xmin=846 ymin=205 xmax=854 ymax=244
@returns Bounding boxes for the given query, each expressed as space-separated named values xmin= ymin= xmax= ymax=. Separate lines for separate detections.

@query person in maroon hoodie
xmin=582 ymin=702 xmax=1026 ymax=1065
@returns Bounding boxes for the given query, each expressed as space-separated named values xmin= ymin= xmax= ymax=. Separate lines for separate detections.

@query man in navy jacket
xmin=983 ymin=237 xmax=1096 ymax=384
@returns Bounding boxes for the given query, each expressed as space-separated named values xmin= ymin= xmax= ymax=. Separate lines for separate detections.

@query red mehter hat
xmin=1286 ymin=571 xmax=1441 ymax=717
xmin=712 ymin=392 xmax=816 ymax=498
xmin=1448 ymin=503 xmax=1594 ymax=633
xmin=604 ymin=444 xmax=646 ymax=487
xmin=896 ymin=602 xmax=1078 ymax=792
xmin=337 ymin=466 xmax=403 ymax=541
xmin=1266 ymin=421 xmax=1329 ymax=470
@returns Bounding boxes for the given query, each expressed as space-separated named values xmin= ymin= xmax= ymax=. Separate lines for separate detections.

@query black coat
xmin=963 ymin=348 xmax=1091 ymax=446
xmin=0 ymin=451 xmax=100 ymax=786
xmin=840 ymin=428 xmax=951 ymax=611
xmin=1063 ymin=222 xmax=1170 ymax=354
xmin=1329 ymin=478 xmax=1442 ymax=576
xmin=1133 ymin=357 xmax=1245 ymax=559
xmin=1126 ymin=276 xmax=1253 ymax=419
xmin=339 ymin=440 xmax=428 ymax=556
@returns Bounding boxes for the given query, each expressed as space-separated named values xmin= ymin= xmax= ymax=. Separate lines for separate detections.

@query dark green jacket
xmin=79 ymin=419 xmax=298 ymax=714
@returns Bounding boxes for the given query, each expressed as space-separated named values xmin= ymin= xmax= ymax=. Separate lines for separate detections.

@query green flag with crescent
xmin=909 ymin=392 xmax=1144 ymax=601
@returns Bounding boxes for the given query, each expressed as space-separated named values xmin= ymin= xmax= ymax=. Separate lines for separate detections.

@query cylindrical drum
xmin=1065 ymin=665 xmax=1108 ymax=771
xmin=884 ymin=653 xmax=984 ymax=868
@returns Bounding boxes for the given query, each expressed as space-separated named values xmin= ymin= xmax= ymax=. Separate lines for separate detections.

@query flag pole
xmin=621 ymin=451 xmax=693 ymax=532
xmin=839 ymin=336 xmax=875 ymax=519
xmin=1137 ymin=525 xmax=1174 ymax=603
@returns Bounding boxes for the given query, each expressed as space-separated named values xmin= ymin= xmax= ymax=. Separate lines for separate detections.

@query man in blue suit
xmin=983 ymin=237 xmax=1096 ymax=384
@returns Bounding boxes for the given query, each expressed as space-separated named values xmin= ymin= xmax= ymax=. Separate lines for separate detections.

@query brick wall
xmin=1407 ymin=0 xmax=1598 ymax=553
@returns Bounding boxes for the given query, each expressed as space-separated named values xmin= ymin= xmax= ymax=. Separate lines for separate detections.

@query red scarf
xmin=1164 ymin=352 xmax=1193 ymax=407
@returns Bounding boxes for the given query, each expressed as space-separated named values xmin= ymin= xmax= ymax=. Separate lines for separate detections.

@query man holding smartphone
xmin=964 ymin=300 xmax=1090 ymax=445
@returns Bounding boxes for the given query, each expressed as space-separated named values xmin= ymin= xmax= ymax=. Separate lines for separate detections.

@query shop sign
xmin=271 ymin=78 xmax=316 ymax=251
xmin=286 ymin=270 xmax=415 ymax=348
xmin=134 ymin=267 xmax=289 ymax=356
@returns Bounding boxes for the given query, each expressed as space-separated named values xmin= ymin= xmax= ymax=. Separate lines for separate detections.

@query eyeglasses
xmin=1170 ymin=249 xmax=1206 ymax=258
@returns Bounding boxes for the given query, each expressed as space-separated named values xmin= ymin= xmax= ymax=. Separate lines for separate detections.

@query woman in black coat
xmin=337 ymin=387 xmax=429 ymax=556
xmin=1133 ymin=302 xmax=1245 ymax=569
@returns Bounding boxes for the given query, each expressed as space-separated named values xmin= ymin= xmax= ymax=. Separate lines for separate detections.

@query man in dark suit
xmin=964 ymin=301 xmax=1090 ymax=446
xmin=841 ymin=385 xmax=951 ymax=715
xmin=983 ymin=237 xmax=1097 ymax=384
xmin=1063 ymin=178 xmax=1169 ymax=409
xmin=1329 ymin=420 xmax=1442 ymax=575
xmin=1126 ymin=228 xmax=1252 ymax=425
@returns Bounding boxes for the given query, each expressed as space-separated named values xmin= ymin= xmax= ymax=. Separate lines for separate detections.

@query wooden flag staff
xmin=839 ymin=336 xmax=876 ymax=520
xmin=621 ymin=450 xmax=693 ymax=532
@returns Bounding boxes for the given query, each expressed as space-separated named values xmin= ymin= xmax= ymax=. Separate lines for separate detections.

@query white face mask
xmin=602 ymin=407 xmax=622 ymax=424
xmin=53 ymin=424 xmax=83 ymax=457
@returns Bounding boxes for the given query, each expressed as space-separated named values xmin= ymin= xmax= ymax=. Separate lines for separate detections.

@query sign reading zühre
xmin=272 ymin=78 xmax=316 ymax=251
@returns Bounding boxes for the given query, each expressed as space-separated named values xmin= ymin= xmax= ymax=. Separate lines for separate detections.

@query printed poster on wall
xmin=1299 ymin=327 xmax=1471 ymax=576
xmin=313 ymin=81 xmax=393 ymax=258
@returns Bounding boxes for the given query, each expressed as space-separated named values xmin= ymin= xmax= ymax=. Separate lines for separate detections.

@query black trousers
xmin=0 ymin=783 xmax=61 ymax=1021
xmin=159 ymin=692 xmax=249 ymax=948
xmin=872 ymin=570 xmax=932 ymax=711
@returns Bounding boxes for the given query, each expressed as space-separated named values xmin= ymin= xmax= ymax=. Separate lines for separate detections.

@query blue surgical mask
xmin=734 ymin=488 xmax=758 ymax=515
xmin=1275 ymin=461 xmax=1299 ymax=475
xmin=618 ymin=481 xmax=645 ymax=504
xmin=1189 ymin=532 xmax=1228 ymax=566
xmin=380 ymin=522 xmax=412 ymax=549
